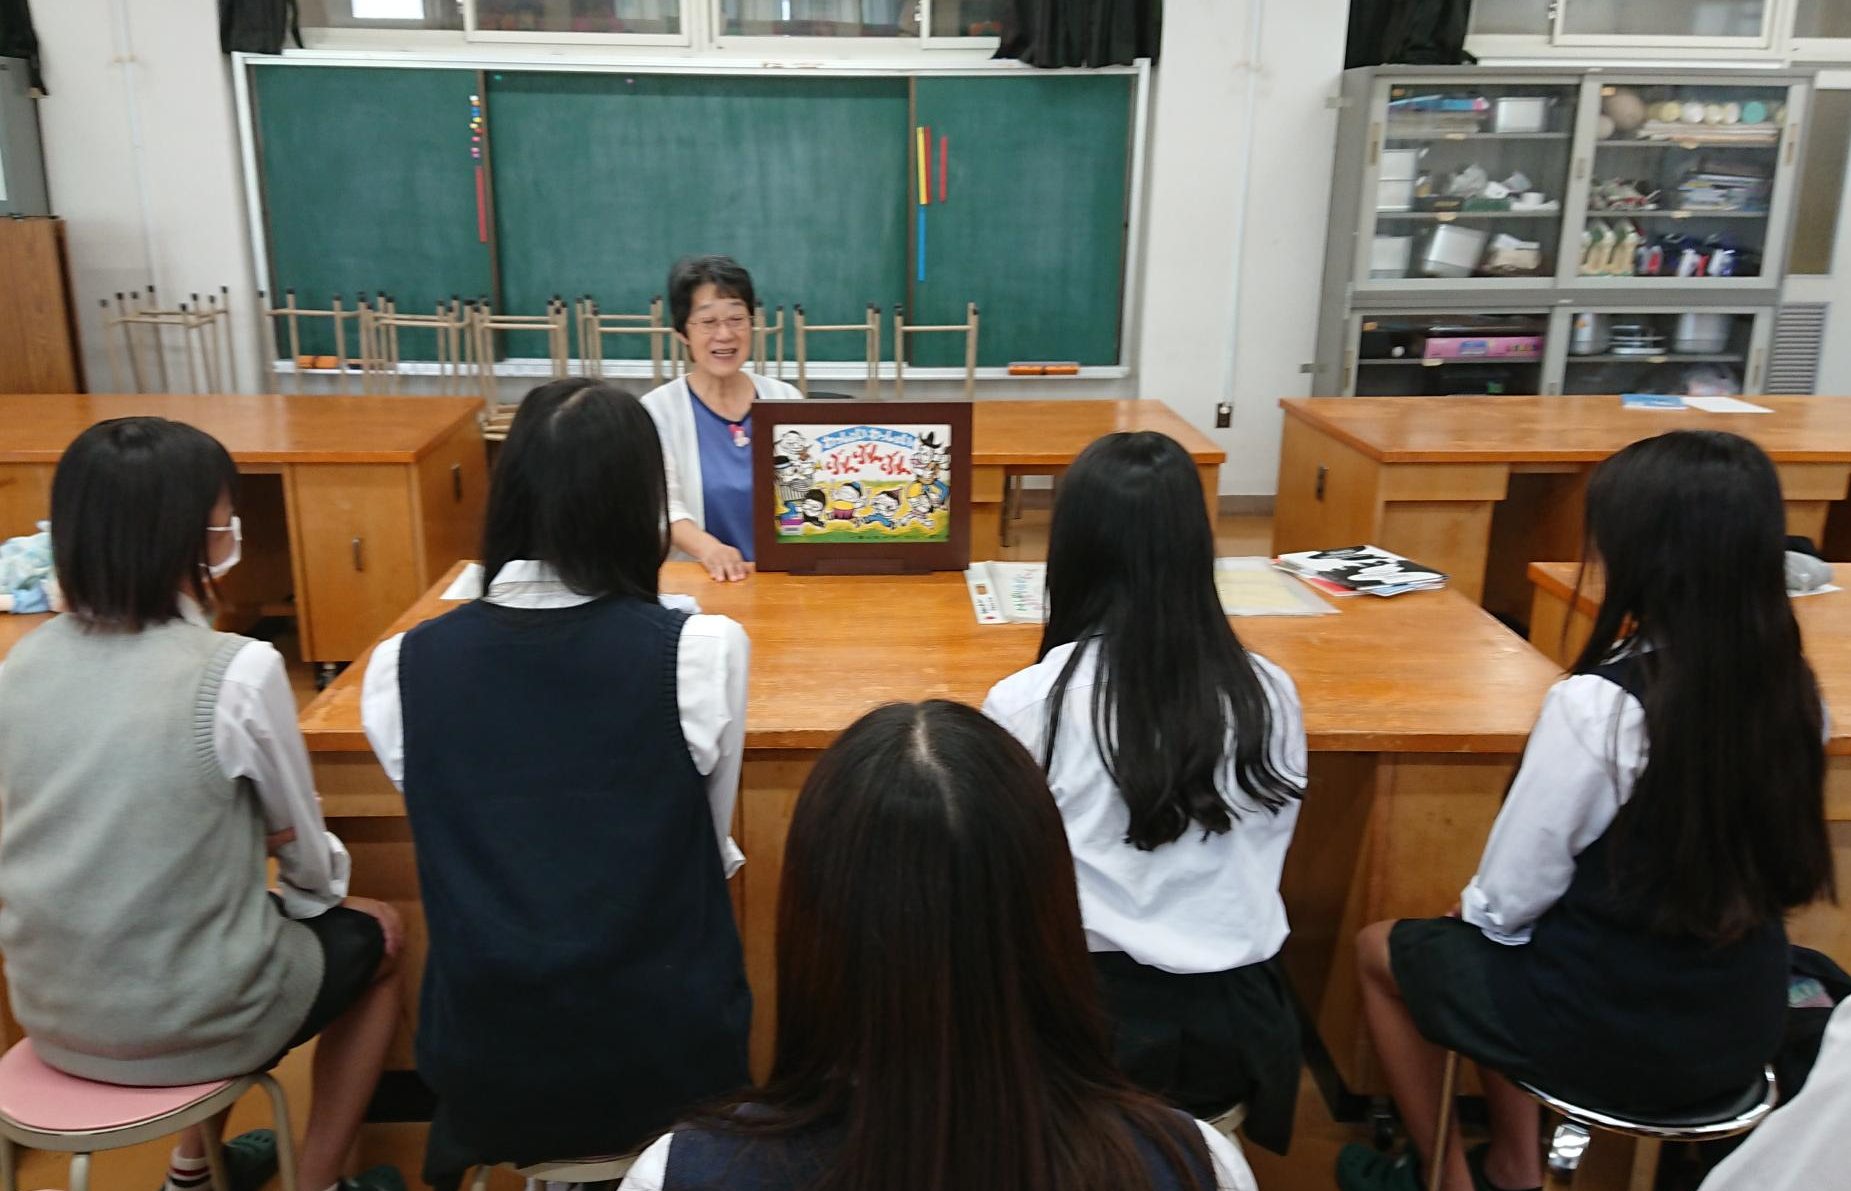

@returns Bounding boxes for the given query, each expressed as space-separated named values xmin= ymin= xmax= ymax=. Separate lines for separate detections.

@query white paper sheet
xmin=352 ymin=0 xmax=427 ymax=18
xmin=1684 ymin=396 xmax=1774 ymax=414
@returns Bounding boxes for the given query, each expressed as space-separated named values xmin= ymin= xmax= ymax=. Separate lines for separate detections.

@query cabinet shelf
xmin=1386 ymin=131 xmax=1574 ymax=142
xmin=1595 ymin=137 xmax=1779 ymax=149
xmin=1584 ymin=209 xmax=1769 ymax=219
xmin=1377 ymin=210 xmax=1561 ymax=220
xmin=1566 ymin=352 xmax=1744 ymax=364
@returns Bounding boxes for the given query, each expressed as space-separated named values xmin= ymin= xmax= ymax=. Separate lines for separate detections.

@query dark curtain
xmin=0 ymin=0 xmax=43 ymax=94
xmin=994 ymin=0 xmax=1161 ymax=68
xmin=220 ymin=0 xmax=302 ymax=55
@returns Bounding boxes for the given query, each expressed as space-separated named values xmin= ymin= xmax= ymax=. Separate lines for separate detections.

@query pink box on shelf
xmin=1421 ymin=336 xmax=1543 ymax=361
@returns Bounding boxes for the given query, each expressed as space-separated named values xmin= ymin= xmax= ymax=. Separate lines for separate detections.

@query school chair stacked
xmin=0 ymin=1039 xmax=297 ymax=1191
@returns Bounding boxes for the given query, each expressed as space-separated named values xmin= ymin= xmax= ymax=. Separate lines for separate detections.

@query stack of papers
xmin=1273 ymin=546 xmax=1447 ymax=598
xmin=964 ymin=557 xmax=1335 ymax=625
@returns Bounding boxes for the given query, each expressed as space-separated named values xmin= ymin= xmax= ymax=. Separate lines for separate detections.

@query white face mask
xmin=205 ymin=516 xmax=242 ymax=580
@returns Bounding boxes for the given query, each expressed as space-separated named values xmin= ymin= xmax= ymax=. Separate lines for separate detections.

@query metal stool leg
xmin=1545 ymin=1118 xmax=1591 ymax=1183
xmin=1626 ymin=1137 xmax=1662 ymax=1191
xmin=69 ymin=1152 xmax=92 ymax=1191
xmin=255 ymin=1072 xmax=299 ymax=1191
xmin=199 ymin=1108 xmax=232 ymax=1191
xmin=469 ymin=1165 xmax=492 ymax=1191
xmin=0 ymin=1136 xmax=17 ymax=1191
xmin=1428 ymin=1050 xmax=1460 ymax=1191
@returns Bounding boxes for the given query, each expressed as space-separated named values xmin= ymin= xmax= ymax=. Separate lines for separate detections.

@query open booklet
xmin=965 ymin=557 xmax=1335 ymax=625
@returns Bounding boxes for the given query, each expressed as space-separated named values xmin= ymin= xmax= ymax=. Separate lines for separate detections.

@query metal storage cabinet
xmin=1313 ymin=65 xmax=1808 ymax=398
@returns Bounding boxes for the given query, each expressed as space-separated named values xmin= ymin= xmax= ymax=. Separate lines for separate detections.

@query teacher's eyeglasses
xmin=688 ymin=314 xmax=751 ymax=336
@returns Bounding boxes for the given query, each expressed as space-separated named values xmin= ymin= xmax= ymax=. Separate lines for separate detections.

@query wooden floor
xmin=17 ymin=509 xmax=1650 ymax=1191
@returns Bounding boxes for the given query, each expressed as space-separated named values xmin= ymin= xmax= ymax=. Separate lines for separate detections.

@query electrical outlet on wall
xmin=1215 ymin=403 xmax=1232 ymax=428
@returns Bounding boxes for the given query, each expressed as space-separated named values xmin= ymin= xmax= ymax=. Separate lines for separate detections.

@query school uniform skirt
xmin=1091 ymin=951 xmax=1301 ymax=1154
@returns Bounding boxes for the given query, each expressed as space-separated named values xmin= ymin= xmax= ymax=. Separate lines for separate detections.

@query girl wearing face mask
xmin=640 ymin=255 xmax=802 ymax=583
xmin=0 ymin=417 xmax=407 ymax=1191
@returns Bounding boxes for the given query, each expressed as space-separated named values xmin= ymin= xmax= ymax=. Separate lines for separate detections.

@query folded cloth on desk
xmin=0 ymin=522 xmax=59 ymax=615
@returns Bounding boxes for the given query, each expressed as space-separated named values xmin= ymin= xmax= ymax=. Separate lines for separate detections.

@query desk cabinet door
xmin=290 ymin=465 xmax=423 ymax=663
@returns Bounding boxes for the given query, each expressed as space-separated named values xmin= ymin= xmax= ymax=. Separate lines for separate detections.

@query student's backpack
xmin=1346 ymin=0 xmax=1476 ymax=69
xmin=220 ymin=0 xmax=302 ymax=55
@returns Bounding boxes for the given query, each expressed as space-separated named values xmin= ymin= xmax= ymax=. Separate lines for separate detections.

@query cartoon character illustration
xmin=775 ymin=428 xmax=812 ymax=462
xmin=799 ymin=489 xmax=829 ymax=530
xmin=895 ymin=489 xmax=939 ymax=532
xmin=773 ymin=453 xmax=816 ymax=515
xmin=906 ymin=432 xmax=951 ymax=510
xmin=858 ymin=488 xmax=902 ymax=530
xmin=829 ymin=481 xmax=867 ymax=524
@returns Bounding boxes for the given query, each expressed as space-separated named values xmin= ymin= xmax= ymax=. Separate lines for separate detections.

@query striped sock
xmin=163 ymin=1150 xmax=212 ymax=1191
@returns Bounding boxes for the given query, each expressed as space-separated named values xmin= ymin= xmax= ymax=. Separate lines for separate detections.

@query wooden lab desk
xmin=1528 ymin=560 xmax=1851 ymax=965
xmin=1272 ymin=396 xmax=1851 ymax=623
xmin=969 ymin=400 xmax=1224 ymax=558
xmin=300 ymin=562 xmax=1556 ymax=1095
xmin=0 ymin=394 xmax=488 ymax=665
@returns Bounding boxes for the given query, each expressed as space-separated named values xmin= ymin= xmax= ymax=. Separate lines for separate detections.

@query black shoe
xmin=338 ymin=1165 xmax=409 ymax=1191
xmin=1467 ymin=1142 xmax=1542 ymax=1191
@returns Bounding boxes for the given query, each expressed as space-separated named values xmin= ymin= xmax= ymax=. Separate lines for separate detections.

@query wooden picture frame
xmin=752 ymin=400 xmax=972 ymax=575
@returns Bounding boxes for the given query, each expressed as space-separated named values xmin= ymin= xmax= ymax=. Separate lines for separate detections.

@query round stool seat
xmin=0 ymin=1040 xmax=236 ymax=1134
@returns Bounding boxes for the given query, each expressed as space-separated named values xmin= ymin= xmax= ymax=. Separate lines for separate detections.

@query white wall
xmin=33 ymin=0 xmax=263 ymax=395
xmin=27 ymin=0 xmax=1351 ymax=494
xmin=1136 ymin=0 xmax=1347 ymax=495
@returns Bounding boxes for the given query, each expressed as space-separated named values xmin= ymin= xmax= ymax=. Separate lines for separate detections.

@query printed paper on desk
xmin=1214 ymin=558 xmax=1336 ymax=616
xmin=965 ymin=561 xmax=1046 ymax=624
xmin=1684 ymin=396 xmax=1774 ymax=414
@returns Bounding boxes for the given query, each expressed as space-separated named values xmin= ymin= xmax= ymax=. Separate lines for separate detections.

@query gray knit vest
xmin=0 ymin=616 xmax=322 ymax=1085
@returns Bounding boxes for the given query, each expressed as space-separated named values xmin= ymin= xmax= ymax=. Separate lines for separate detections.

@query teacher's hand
xmin=695 ymin=538 xmax=749 ymax=582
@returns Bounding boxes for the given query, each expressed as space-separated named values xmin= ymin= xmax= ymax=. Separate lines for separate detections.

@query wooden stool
xmin=0 ymin=1039 xmax=297 ymax=1191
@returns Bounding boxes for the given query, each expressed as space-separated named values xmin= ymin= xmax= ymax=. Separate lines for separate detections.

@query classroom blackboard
xmin=490 ymin=73 xmax=909 ymax=363
xmin=913 ymin=75 xmax=1133 ymax=368
xmin=253 ymin=66 xmax=493 ymax=360
xmin=249 ymin=65 xmax=1135 ymax=369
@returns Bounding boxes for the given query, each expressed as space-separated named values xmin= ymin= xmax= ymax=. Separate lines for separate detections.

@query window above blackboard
xmin=297 ymin=0 xmax=1001 ymax=50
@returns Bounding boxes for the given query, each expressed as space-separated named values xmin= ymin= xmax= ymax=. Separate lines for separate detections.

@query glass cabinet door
xmin=1559 ymin=309 xmax=1765 ymax=394
xmin=1574 ymin=82 xmax=1792 ymax=287
xmin=1364 ymin=81 xmax=1578 ymax=288
xmin=1350 ymin=312 xmax=1551 ymax=396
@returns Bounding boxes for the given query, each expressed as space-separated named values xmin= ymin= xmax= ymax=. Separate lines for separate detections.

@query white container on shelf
xmin=1492 ymin=97 xmax=1551 ymax=133
xmin=1380 ymin=148 xmax=1421 ymax=179
xmin=1376 ymin=177 xmax=1416 ymax=212
xmin=1371 ymin=235 xmax=1413 ymax=279
xmin=1420 ymin=225 xmax=1488 ymax=278
xmin=1673 ymin=312 xmax=1732 ymax=354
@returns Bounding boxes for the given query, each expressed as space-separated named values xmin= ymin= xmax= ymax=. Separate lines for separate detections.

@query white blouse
xmin=0 ymin=598 xmax=351 ymax=919
xmin=359 ymin=560 xmax=748 ymax=875
xmin=982 ymin=643 xmax=1308 ymax=975
xmin=618 ymin=1116 xmax=1260 ymax=1191
xmin=639 ymin=372 xmax=802 ymax=535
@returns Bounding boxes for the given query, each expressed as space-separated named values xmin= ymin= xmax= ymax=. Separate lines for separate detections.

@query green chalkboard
xmin=486 ymin=72 xmax=909 ymax=362
xmin=912 ymin=75 xmax=1133 ymax=368
xmin=253 ymin=66 xmax=492 ymax=360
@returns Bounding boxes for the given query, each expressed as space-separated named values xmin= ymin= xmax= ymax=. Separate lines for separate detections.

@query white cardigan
xmin=639 ymin=372 xmax=803 ymax=536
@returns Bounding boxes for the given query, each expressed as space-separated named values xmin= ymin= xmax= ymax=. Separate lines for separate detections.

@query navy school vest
xmin=399 ymin=596 xmax=751 ymax=1168
xmin=1491 ymin=657 xmax=1788 ymax=1113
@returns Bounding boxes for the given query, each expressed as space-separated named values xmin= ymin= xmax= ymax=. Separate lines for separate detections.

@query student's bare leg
xmin=1477 ymin=1066 xmax=1543 ymax=1189
xmin=297 ymin=954 xmax=400 ymax=1191
xmin=1355 ymin=920 xmax=1472 ymax=1191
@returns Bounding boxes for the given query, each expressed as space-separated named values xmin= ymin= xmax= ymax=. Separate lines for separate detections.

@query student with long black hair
xmin=1340 ymin=429 xmax=1836 ymax=1191
xmin=0 ymin=417 xmax=403 ymax=1191
xmin=361 ymin=380 xmax=752 ymax=1187
xmin=619 ymin=700 xmax=1258 ymax=1191
xmin=983 ymin=430 xmax=1308 ymax=1154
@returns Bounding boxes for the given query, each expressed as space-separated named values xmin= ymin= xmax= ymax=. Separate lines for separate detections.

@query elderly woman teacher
xmin=641 ymin=255 xmax=802 ymax=581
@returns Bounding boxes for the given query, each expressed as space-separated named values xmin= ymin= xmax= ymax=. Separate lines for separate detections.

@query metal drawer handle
xmin=452 ymin=463 xmax=463 ymax=501
xmin=352 ymin=536 xmax=365 ymax=572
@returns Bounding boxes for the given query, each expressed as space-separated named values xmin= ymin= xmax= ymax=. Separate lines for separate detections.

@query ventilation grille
xmin=1768 ymin=303 xmax=1827 ymax=395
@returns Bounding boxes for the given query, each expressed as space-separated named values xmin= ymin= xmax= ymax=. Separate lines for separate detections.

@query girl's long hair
xmin=1039 ymin=431 xmax=1299 ymax=849
xmin=1571 ymin=429 xmax=1833 ymax=941
xmin=693 ymin=701 xmax=1215 ymax=1191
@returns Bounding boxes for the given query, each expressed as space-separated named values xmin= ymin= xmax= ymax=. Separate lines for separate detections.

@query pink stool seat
xmin=0 ymin=1041 xmax=234 ymax=1134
